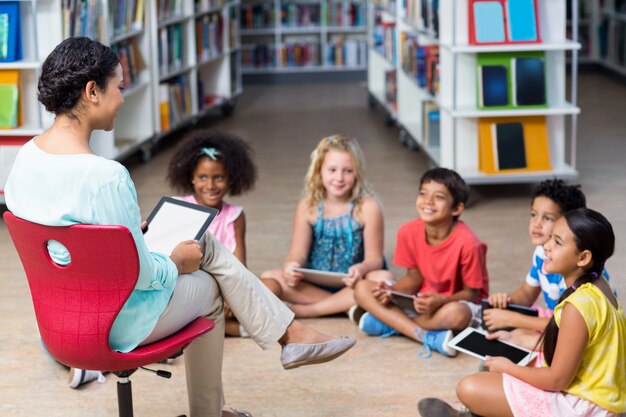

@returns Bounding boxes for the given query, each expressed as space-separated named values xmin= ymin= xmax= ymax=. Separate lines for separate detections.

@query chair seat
xmin=89 ymin=317 xmax=215 ymax=372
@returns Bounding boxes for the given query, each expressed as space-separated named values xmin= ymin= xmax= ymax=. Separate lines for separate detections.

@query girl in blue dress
xmin=261 ymin=135 xmax=385 ymax=317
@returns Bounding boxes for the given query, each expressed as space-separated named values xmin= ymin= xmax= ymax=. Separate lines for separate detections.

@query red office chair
xmin=3 ymin=212 xmax=215 ymax=417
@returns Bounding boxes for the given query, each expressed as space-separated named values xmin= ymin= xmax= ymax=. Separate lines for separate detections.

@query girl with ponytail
xmin=420 ymin=208 xmax=626 ymax=417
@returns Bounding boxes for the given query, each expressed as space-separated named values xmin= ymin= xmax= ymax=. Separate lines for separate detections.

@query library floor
xmin=1 ymin=73 xmax=625 ymax=417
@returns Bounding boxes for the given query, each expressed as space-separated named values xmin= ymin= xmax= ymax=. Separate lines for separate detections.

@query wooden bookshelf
xmin=367 ymin=0 xmax=581 ymax=185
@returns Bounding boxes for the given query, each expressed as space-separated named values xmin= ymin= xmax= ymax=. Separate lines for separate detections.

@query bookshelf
xmin=149 ymin=0 xmax=242 ymax=157
xmin=0 ymin=0 xmax=243 ymax=204
xmin=367 ymin=0 xmax=581 ymax=185
xmin=240 ymin=0 xmax=368 ymax=75
xmin=0 ymin=0 xmax=64 ymax=204
xmin=591 ymin=0 xmax=626 ymax=76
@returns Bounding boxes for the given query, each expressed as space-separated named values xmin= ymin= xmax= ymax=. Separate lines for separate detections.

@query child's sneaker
xmin=68 ymin=368 xmax=106 ymax=389
xmin=418 ymin=329 xmax=457 ymax=358
xmin=348 ymin=305 xmax=366 ymax=325
xmin=358 ymin=312 xmax=400 ymax=338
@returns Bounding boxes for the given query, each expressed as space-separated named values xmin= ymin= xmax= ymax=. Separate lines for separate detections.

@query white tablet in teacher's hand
xmin=143 ymin=197 xmax=218 ymax=255
xmin=447 ymin=327 xmax=537 ymax=366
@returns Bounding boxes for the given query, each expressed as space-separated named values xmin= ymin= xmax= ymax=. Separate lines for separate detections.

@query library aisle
xmin=1 ymin=73 xmax=625 ymax=417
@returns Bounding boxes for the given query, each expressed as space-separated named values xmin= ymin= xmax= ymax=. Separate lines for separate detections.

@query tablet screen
xmin=455 ymin=330 xmax=531 ymax=364
xmin=143 ymin=197 xmax=218 ymax=255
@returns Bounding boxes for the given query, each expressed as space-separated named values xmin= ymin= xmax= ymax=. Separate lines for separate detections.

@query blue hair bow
xmin=201 ymin=147 xmax=221 ymax=160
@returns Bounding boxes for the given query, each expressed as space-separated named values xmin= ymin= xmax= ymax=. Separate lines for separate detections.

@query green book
xmin=0 ymin=83 xmax=18 ymax=127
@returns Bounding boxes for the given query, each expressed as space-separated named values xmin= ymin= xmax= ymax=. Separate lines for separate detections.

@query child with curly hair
xmin=167 ymin=129 xmax=281 ymax=336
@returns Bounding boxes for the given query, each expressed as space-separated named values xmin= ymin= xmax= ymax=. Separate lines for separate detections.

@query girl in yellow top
xmin=420 ymin=208 xmax=625 ymax=417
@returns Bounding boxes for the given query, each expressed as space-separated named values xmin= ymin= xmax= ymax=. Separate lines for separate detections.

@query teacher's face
xmin=98 ymin=64 xmax=125 ymax=131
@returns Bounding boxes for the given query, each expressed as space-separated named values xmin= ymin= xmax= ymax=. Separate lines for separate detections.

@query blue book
xmin=506 ymin=0 xmax=538 ymax=42
xmin=473 ymin=1 xmax=505 ymax=43
xmin=0 ymin=2 xmax=22 ymax=62
xmin=480 ymin=65 xmax=509 ymax=107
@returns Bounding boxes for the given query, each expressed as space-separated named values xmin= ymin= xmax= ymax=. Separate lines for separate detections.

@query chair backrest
xmin=3 ymin=211 xmax=139 ymax=369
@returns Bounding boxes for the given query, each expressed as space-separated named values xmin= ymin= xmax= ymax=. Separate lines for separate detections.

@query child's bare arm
xmin=508 ymin=282 xmax=542 ymax=306
xmin=483 ymin=309 xmax=550 ymax=332
xmin=232 ymin=211 xmax=247 ymax=266
xmin=415 ymin=285 xmax=478 ymax=314
xmin=346 ymin=197 xmax=384 ymax=286
xmin=391 ymin=268 xmax=423 ymax=293
xmin=283 ymin=200 xmax=313 ymax=286
xmin=486 ymin=303 xmax=587 ymax=391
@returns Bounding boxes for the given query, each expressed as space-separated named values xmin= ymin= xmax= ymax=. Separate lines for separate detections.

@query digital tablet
xmin=292 ymin=268 xmax=348 ymax=288
xmin=143 ymin=197 xmax=218 ymax=255
xmin=384 ymin=289 xmax=418 ymax=311
xmin=481 ymin=298 xmax=539 ymax=331
xmin=448 ymin=327 xmax=537 ymax=366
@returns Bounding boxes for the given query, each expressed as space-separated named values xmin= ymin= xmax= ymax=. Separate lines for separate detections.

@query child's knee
xmin=439 ymin=302 xmax=472 ymax=329
xmin=456 ymin=374 xmax=480 ymax=404
xmin=354 ymin=279 xmax=376 ymax=303
xmin=365 ymin=269 xmax=393 ymax=283
xmin=262 ymin=277 xmax=283 ymax=298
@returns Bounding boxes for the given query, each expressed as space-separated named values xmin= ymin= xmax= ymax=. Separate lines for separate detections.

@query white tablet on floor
xmin=292 ymin=268 xmax=348 ymax=288
xmin=143 ymin=197 xmax=219 ymax=255
xmin=447 ymin=327 xmax=537 ymax=366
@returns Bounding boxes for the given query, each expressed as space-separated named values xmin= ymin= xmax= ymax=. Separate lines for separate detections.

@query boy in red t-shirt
xmin=353 ymin=168 xmax=489 ymax=357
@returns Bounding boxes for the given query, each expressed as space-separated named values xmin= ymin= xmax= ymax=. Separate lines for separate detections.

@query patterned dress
xmin=306 ymin=201 xmax=364 ymax=274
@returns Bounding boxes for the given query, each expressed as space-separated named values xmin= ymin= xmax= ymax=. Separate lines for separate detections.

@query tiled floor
xmin=1 ymin=73 xmax=625 ymax=417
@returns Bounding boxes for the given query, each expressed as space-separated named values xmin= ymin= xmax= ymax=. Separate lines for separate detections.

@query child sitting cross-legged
xmin=353 ymin=168 xmax=489 ymax=358
xmin=481 ymin=179 xmax=616 ymax=350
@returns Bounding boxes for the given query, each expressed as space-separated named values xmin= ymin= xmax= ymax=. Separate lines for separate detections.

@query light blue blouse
xmin=5 ymin=140 xmax=178 ymax=353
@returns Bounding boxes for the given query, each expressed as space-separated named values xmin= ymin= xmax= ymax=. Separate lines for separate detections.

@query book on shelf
xmin=384 ymin=69 xmax=397 ymax=111
xmin=324 ymin=1 xmax=365 ymax=27
xmin=241 ymin=3 xmax=274 ymax=30
xmin=159 ymin=83 xmax=170 ymax=131
xmin=478 ymin=116 xmax=551 ymax=174
xmin=110 ymin=0 xmax=144 ymax=36
xmin=242 ymin=43 xmax=275 ymax=68
xmin=402 ymin=0 xmax=438 ymax=35
xmin=278 ymin=39 xmax=320 ymax=67
xmin=157 ymin=0 xmax=183 ymax=20
xmin=469 ymin=0 xmax=540 ymax=45
xmin=422 ymin=101 xmax=439 ymax=149
xmin=0 ymin=2 xmax=22 ymax=62
xmin=159 ymin=23 xmax=184 ymax=75
xmin=0 ymin=70 xmax=20 ymax=128
xmin=113 ymin=38 xmax=146 ymax=89
xmin=281 ymin=2 xmax=321 ymax=27
xmin=62 ymin=0 xmax=105 ymax=41
xmin=477 ymin=52 xmax=546 ymax=109
xmin=194 ymin=0 xmax=226 ymax=13
xmin=327 ymin=36 xmax=367 ymax=67
xmin=492 ymin=122 xmax=527 ymax=170
xmin=401 ymin=32 xmax=439 ymax=95
xmin=196 ymin=13 xmax=223 ymax=62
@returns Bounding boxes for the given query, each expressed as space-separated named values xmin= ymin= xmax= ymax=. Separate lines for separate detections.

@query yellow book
xmin=159 ymin=84 xmax=170 ymax=131
xmin=478 ymin=116 xmax=551 ymax=174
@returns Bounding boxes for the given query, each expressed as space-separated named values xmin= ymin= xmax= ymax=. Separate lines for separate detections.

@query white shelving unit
xmin=367 ymin=0 xmax=581 ymax=185
xmin=148 ymin=0 xmax=242 ymax=156
xmin=0 ymin=0 xmax=64 ymax=204
xmin=0 ymin=0 xmax=243 ymax=204
xmin=240 ymin=0 xmax=368 ymax=74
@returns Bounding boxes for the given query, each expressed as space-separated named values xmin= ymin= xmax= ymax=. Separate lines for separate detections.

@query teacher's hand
xmin=171 ymin=240 xmax=202 ymax=274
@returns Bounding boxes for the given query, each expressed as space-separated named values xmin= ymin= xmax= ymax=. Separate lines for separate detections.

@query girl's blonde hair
xmin=303 ymin=134 xmax=374 ymax=206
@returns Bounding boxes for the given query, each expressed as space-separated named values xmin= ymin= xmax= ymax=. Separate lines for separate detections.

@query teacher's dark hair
xmin=38 ymin=37 xmax=119 ymax=118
